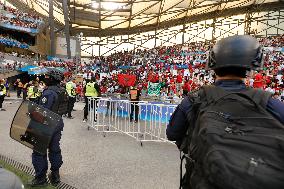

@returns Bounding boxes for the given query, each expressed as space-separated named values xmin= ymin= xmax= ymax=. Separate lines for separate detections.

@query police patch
xmin=42 ymin=97 xmax=47 ymax=104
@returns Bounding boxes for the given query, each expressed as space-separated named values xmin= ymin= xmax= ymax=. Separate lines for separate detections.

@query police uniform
xmin=30 ymin=68 xmax=66 ymax=187
xmin=66 ymin=80 xmax=76 ymax=118
xmin=0 ymin=81 xmax=6 ymax=111
xmin=166 ymin=35 xmax=284 ymax=189
xmin=167 ymin=80 xmax=284 ymax=144
xmin=83 ymin=80 xmax=100 ymax=121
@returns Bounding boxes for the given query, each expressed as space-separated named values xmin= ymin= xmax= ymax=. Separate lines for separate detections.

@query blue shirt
xmin=39 ymin=87 xmax=58 ymax=110
xmin=166 ymin=80 xmax=284 ymax=142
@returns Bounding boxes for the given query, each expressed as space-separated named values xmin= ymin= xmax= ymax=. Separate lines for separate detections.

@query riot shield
xmin=10 ymin=101 xmax=62 ymax=155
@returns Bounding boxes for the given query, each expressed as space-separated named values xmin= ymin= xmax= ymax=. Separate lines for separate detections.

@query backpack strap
xmin=202 ymin=85 xmax=231 ymax=104
xmin=243 ymin=88 xmax=272 ymax=109
xmin=186 ymin=89 xmax=207 ymax=124
xmin=202 ymin=85 xmax=272 ymax=109
xmin=179 ymin=89 xmax=206 ymax=189
xmin=179 ymin=89 xmax=205 ymax=152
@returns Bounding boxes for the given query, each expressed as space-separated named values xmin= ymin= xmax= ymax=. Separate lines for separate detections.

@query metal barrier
xmin=86 ymin=97 xmax=177 ymax=145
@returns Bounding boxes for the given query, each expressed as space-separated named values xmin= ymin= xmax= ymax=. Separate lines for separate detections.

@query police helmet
xmin=45 ymin=68 xmax=64 ymax=82
xmin=207 ymin=35 xmax=263 ymax=70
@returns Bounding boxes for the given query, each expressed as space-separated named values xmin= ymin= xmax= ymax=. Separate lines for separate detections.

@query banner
xmin=263 ymin=47 xmax=284 ymax=52
xmin=148 ymin=82 xmax=161 ymax=96
xmin=117 ymin=74 xmax=136 ymax=87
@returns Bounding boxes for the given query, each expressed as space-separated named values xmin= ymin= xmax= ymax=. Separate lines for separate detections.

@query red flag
xmin=117 ymin=74 xmax=136 ymax=87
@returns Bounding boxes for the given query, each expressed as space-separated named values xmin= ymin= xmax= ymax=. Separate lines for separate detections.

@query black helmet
xmin=45 ymin=68 xmax=64 ymax=82
xmin=207 ymin=35 xmax=264 ymax=70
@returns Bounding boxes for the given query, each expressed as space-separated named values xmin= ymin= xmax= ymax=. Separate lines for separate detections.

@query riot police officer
xmin=83 ymin=77 xmax=100 ymax=122
xmin=0 ymin=79 xmax=6 ymax=111
xmin=29 ymin=68 xmax=68 ymax=187
xmin=166 ymin=35 xmax=284 ymax=189
xmin=65 ymin=78 xmax=77 ymax=119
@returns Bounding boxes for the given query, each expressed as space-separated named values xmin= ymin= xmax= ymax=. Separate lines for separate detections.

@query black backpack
xmin=49 ymin=86 xmax=69 ymax=115
xmin=180 ymin=85 xmax=284 ymax=189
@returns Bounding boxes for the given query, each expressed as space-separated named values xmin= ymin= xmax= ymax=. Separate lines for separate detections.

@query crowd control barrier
xmin=86 ymin=97 xmax=177 ymax=145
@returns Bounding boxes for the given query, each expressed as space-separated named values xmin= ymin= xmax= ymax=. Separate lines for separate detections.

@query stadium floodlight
xmin=91 ymin=0 xmax=124 ymax=10
xmin=91 ymin=1 xmax=99 ymax=9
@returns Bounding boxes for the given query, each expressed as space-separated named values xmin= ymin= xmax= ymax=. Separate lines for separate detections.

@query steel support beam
xmin=71 ymin=1 xmax=284 ymax=37
xmin=49 ymin=0 xmax=56 ymax=56
xmin=62 ymin=0 xmax=71 ymax=58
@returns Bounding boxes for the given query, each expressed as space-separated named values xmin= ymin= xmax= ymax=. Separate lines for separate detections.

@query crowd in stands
xmin=37 ymin=60 xmax=75 ymax=73
xmin=0 ymin=58 xmax=26 ymax=71
xmin=1 ymin=34 xmax=283 ymax=102
xmin=73 ymin=35 xmax=284 ymax=102
xmin=0 ymin=51 xmax=33 ymax=59
xmin=0 ymin=52 xmax=34 ymax=71
xmin=0 ymin=34 xmax=29 ymax=49
xmin=0 ymin=2 xmax=42 ymax=30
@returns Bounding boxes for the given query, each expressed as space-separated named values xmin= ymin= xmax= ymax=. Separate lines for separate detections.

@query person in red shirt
xmin=76 ymin=83 xmax=83 ymax=101
xmin=170 ymin=81 xmax=176 ymax=95
xmin=102 ymin=86 xmax=108 ymax=94
xmin=182 ymin=79 xmax=191 ymax=96
xmin=253 ymin=71 xmax=265 ymax=88
xmin=148 ymin=72 xmax=159 ymax=83
xmin=176 ymin=74 xmax=183 ymax=83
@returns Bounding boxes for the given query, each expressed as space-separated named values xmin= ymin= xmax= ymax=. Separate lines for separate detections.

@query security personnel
xmin=129 ymin=85 xmax=141 ymax=122
xmin=83 ymin=77 xmax=100 ymax=122
xmin=166 ymin=35 xmax=284 ymax=189
xmin=65 ymin=78 xmax=77 ymax=119
xmin=0 ymin=79 xmax=6 ymax=111
xmin=29 ymin=68 xmax=66 ymax=187
xmin=27 ymin=81 xmax=39 ymax=103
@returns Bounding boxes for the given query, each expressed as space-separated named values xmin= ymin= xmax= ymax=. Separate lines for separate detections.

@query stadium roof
xmin=6 ymin=0 xmax=284 ymax=37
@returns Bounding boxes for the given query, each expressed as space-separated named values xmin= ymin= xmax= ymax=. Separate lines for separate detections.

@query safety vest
xmin=66 ymin=82 xmax=76 ymax=97
xmin=85 ymin=82 xmax=98 ymax=97
xmin=0 ymin=84 xmax=6 ymax=96
xmin=28 ymin=86 xmax=37 ymax=99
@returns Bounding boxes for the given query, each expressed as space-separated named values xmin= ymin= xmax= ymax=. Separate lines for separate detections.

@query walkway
xmin=0 ymin=97 xmax=180 ymax=189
